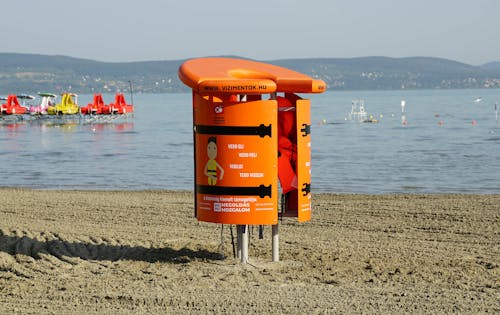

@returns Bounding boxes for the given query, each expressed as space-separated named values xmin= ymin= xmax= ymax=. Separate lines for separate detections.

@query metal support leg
xmin=236 ymin=225 xmax=242 ymax=260
xmin=272 ymin=224 xmax=279 ymax=262
xmin=241 ymin=225 xmax=248 ymax=264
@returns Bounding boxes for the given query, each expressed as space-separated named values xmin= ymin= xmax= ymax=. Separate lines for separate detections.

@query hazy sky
xmin=1 ymin=0 xmax=498 ymax=65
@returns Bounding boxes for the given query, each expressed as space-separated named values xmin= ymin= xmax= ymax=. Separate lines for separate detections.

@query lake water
xmin=1 ymin=89 xmax=499 ymax=193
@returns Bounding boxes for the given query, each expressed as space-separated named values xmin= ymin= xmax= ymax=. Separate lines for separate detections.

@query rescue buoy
xmin=277 ymin=96 xmax=298 ymax=194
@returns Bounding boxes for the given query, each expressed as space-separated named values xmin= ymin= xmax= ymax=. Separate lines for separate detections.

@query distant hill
xmin=271 ymin=56 xmax=500 ymax=90
xmin=0 ymin=53 xmax=185 ymax=94
xmin=1 ymin=53 xmax=499 ymax=94
xmin=481 ymin=61 xmax=500 ymax=72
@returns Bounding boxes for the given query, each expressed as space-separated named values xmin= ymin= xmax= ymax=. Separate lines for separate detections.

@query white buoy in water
xmin=401 ymin=100 xmax=407 ymax=125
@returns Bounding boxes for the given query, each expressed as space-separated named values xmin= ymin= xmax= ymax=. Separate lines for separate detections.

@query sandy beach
xmin=0 ymin=189 xmax=498 ymax=314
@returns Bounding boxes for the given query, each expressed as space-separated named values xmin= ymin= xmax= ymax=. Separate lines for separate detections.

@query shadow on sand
xmin=0 ymin=232 xmax=224 ymax=264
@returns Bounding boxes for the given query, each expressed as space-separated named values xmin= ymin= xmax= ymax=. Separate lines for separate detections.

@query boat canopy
xmin=16 ymin=94 xmax=35 ymax=100
xmin=38 ymin=92 xmax=57 ymax=98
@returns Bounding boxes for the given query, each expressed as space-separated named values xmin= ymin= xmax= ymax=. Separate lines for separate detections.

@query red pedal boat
xmin=102 ymin=93 xmax=134 ymax=114
xmin=1 ymin=95 xmax=28 ymax=115
xmin=80 ymin=93 xmax=106 ymax=115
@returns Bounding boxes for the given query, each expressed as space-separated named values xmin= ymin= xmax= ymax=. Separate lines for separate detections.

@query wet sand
xmin=0 ymin=189 xmax=498 ymax=314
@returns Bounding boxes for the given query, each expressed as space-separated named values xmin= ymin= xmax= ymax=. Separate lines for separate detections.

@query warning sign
xmin=193 ymin=93 xmax=278 ymax=225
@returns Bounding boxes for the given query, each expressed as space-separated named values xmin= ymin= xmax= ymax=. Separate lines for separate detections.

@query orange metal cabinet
xmin=178 ymin=57 xmax=326 ymax=225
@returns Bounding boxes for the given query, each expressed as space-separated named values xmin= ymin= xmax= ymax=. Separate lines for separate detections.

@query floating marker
xmin=401 ymin=100 xmax=407 ymax=125
xmin=495 ymin=102 xmax=498 ymax=125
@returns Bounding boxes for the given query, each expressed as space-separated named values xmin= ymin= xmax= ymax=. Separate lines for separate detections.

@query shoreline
xmin=3 ymin=186 xmax=500 ymax=194
xmin=0 ymin=189 xmax=498 ymax=313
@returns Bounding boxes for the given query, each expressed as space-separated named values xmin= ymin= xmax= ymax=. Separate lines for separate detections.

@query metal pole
xmin=236 ymin=225 xmax=242 ymax=259
xmin=128 ymin=80 xmax=134 ymax=105
xmin=495 ymin=102 xmax=498 ymax=125
xmin=241 ymin=225 xmax=248 ymax=264
xmin=272 ymin=224 xmax=279 ymax=262
xmin=230 ymin=225 xmax=236 ymax=258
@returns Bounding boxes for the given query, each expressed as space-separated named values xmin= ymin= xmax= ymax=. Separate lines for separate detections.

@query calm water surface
xmin=1 ymin=89 xmax=499 ymax=193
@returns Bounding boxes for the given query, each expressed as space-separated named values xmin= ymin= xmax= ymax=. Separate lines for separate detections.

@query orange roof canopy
xmin=178 ymin=57 xmax=326 ymax=95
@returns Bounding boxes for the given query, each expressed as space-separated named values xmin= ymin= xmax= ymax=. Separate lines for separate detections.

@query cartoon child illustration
xmin=204 ymin=136 xmax=224 ymax=185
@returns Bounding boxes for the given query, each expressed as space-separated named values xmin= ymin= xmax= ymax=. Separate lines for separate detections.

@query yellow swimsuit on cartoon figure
xmin=206 ymin=159 xmax=217 ymax=185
